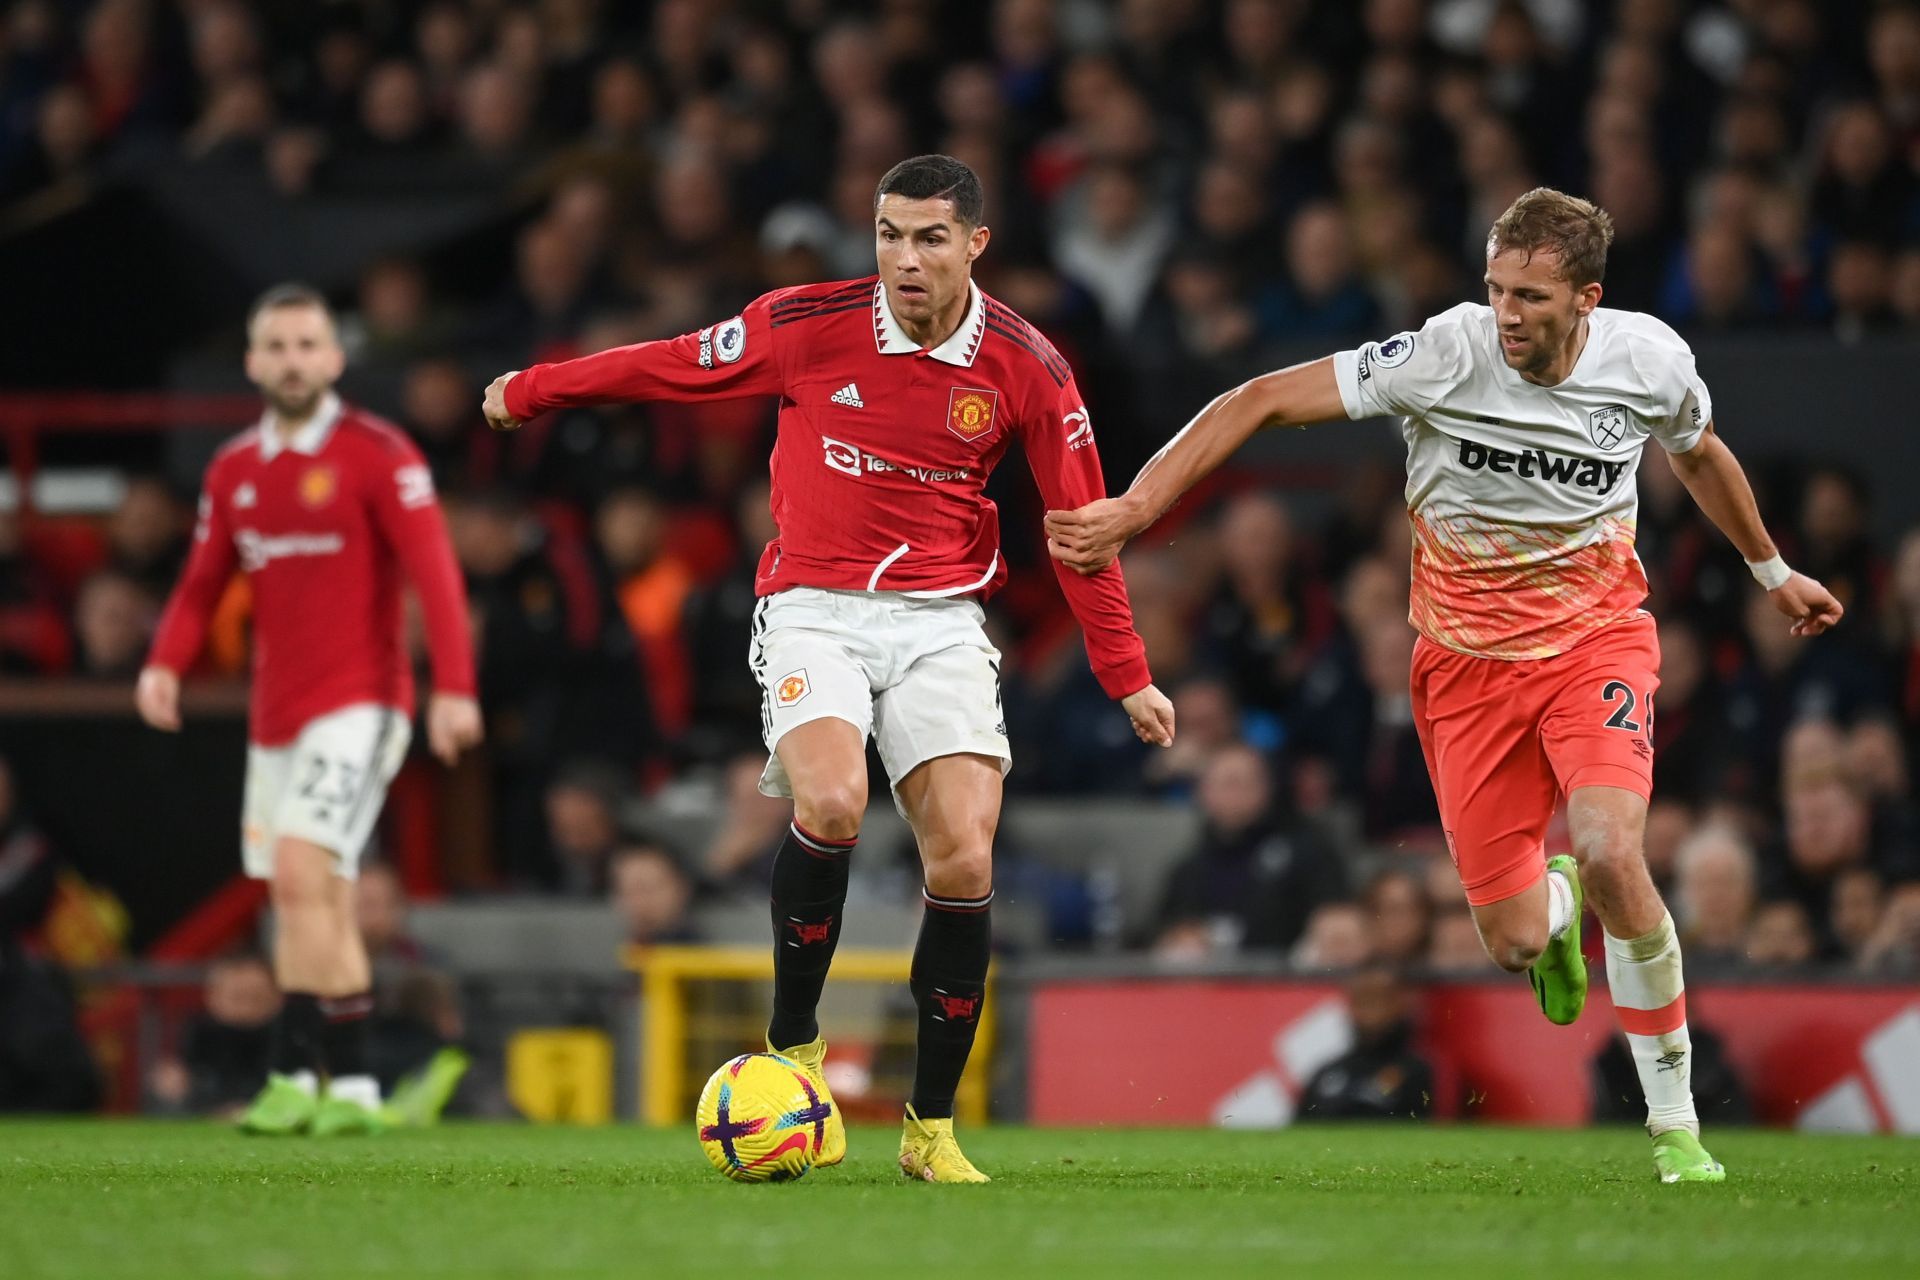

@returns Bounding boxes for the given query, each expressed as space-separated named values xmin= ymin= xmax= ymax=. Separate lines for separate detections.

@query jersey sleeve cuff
xmin=1093 ymin=652 xmax=1152 ymax=701
xmin=503 ymin=369 xmax=538 ymax=420
xmin=1330 ymin=349 xmax=1367 ymax=419
xmin=1654 ymin=417 xmax=1708 ymax=454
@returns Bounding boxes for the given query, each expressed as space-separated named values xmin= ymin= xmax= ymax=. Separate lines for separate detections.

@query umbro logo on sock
xmin=829 ymin=383 xmax=864 ymax=408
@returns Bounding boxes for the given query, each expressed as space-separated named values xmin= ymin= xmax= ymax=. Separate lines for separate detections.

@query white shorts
xmin=242 ymin=702 xmax=412 ymax=880
xmin=749 ymin=587 xmax=1010 ymax=807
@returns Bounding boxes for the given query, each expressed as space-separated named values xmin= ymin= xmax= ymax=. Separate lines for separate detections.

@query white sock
xmin=1603 ymin=912 xmax=1697 ymax=1136
xmin=287 ymin=1069 xmax=319 ymax=1097
xmin=1546 ymin=869 xmax=1575 ymax=941
xmin=329 ymin=1074 xmax=382 ymax=1108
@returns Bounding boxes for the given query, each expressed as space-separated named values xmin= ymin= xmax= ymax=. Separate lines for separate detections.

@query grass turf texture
xmin=3 ymin=1121 xmax=1915 ymax=1279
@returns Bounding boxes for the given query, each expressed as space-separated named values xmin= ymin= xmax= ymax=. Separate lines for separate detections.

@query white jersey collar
xmin=257 ymin=392 xmax=342 ymax=461
xmin=873 ymin=280 xmax=987 ymax=367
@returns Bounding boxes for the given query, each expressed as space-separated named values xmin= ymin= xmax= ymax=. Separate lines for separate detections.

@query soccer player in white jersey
xmin=1046 ymin=188 xmax=1844 ymax=1183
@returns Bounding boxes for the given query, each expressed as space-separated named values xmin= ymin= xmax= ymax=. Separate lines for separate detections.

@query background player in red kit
xmin=1046 ymin=189 xmax=1843 ymax=1184
xmin=484 ymin=155 xmax=1175 ymax=1182
xmin=138 ymin=285 xmax=483 ymax=1137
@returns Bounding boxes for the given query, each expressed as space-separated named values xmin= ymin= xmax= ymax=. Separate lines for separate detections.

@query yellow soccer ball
xmin=695 ymin=1053 xmax=830 ymax=1182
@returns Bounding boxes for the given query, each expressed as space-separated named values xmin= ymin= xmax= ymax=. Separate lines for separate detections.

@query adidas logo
xmin=829 ymin=383 xmax=864 ymax=409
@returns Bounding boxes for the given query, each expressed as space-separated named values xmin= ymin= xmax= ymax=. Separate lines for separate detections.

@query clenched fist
xmin=482 ymin=372 xmax=522 ymax=432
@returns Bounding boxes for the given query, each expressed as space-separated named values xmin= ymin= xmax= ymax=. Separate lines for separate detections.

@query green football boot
xmin=1528 ymin=854 xmax=1588 ymax=1026
xmin=1652 ymin=1130 xmax=1726 ymax=1184
xmin=310 ymin=1093 xmax=389 ymax=1137
xmin=239 ymin=1073 xmax=318 ymax=1136
xmin=381 ymin=1047 xmax=470 ymax=1129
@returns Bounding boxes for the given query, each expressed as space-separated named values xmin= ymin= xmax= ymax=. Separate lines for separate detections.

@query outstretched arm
xmin=1667 ymin=424 xmax=1842 ymax=636
xmin=1045 ymin=357 xmax=1347 ymax=574
xmin=483 ymin=303 xmax=781 ymax=430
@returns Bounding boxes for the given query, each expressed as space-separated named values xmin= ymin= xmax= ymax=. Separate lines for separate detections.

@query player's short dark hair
xmin=1486 ymin=187 xmax=1615 ymax=286
xmin=874 ymin=155 xmax=985 ymax=227
xmin=247 ymin=281 xmax=334 ymax=334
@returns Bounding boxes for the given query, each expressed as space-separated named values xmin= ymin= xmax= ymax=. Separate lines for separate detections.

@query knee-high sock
xmin=908 ymin=888 xmax=992 ymax=1121
xmin=320 ymin=992 xmax=379 ymax=1106
xmin=269 ymin=991 xmax=323 ymax=1093
xmin=767 ymin=822 xmax=855 ymax=1050
xmin=1604 ymin=912 xmax=1697 ymax=1135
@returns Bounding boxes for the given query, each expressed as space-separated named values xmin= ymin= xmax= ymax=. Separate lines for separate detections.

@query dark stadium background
xmin=1 ymin=0 xmax=1916 ymax=1127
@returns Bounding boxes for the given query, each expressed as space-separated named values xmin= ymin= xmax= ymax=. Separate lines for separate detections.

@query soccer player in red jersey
xmin=139 ymin=285 xmax=483 ymax=1136
xmin=484 ymin=155 xmax=1175 ymax=1182
xmin=1047 ymin=189 xmax=1844 ymax=1184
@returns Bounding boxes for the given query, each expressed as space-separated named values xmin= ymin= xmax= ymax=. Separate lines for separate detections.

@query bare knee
xmin=270 ymin=840 xmax=336 ymax=913
xmin=919 ymin=823 xmax=995 ymax=901
xmin=1473 ymin=909 xmax=1547 ymax=971
xmin=793 ymin=776 xmax=866 ymax=842
xmin=1485 ymin=930 xmax=1546 ymax=972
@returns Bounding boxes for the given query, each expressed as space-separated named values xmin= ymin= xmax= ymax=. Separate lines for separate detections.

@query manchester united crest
xmin=298 ymin=465 xmax=338 ymax=508
xmin=946 ymin=387 xmax=999 ymax=442
xmin=775 ymin=669 xmax=810 ymax=707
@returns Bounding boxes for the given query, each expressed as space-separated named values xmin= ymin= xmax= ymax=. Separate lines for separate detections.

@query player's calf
xmin=1566 ymin=787 xmax=1666 ymax=938
xmin=268 ymin=841 xmax=339 ymax=988
xmin=768 ymin=821 xmax=856 ymax=1052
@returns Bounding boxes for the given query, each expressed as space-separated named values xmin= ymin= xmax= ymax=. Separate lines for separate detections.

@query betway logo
xmin=235 ymin=528 xmax=345 ymax=572
xmin=1457 ymin=439 xmax=1630 ymax=494
xmin=823 ymin=436 xmax=970 ymax=484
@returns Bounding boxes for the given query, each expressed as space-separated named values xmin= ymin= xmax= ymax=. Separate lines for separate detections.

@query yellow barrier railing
xmin=625 ymin=945 xmax=992 ymax=1128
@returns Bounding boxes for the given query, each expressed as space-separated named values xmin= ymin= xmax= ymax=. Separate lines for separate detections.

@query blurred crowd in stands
xmin=4 ymin=0 xmax=1920 ymax=1043
xmin=4 ymin=0 xmax=1918 ymax=345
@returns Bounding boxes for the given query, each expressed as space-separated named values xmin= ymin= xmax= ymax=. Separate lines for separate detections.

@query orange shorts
xmin=1411 ymin=615 xmax=1660 ymax=906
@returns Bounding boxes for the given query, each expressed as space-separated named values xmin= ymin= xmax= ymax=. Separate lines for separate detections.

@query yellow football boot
xmin=767 ymin=1035 xmax=846 ymax=1167
xmin=898 ymin=1104 xmax=990 ymax=1184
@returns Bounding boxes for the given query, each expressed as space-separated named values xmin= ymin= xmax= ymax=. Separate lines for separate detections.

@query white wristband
xmin=1748 ymin=555 xmax=1792 ymax=590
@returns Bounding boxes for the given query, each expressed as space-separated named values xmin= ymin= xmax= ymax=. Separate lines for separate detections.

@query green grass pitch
xmin=3 ymin=1121 xmax=1915 ymax=1278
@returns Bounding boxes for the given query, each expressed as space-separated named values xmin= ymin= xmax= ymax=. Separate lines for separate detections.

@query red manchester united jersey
xmin=149 ymin=395 xmax=476 ymax=745
xmin=505 ymin=278 xmax=1150 ymax=698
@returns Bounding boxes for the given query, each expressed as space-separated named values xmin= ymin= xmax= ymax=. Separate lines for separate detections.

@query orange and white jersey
xmin=1332 ymin=303 xmax=1712 ymax=660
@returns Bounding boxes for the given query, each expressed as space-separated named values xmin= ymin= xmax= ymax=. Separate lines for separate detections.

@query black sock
xmin=270 ymin=992 xmax=323 ymax=1077
xmin=908 ymin=888 xmax=992 ymax=1121
xmin=318 ymin=992 xmax=374 ymax=1079
xmin=767 ymin=822 xmax=855 ymax=1050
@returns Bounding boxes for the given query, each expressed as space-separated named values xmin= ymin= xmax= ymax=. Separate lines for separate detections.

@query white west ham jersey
xmin=1332 ymin=303 xmax=1712 ymax=660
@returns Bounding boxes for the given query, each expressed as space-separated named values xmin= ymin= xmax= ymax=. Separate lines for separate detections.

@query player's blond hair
xmin=1486 ymin=188 xmax=1615 ymax=286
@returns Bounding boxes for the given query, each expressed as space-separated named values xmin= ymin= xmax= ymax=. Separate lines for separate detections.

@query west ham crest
xmin=1587 ymin=404 xmax=1629 ymax=452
